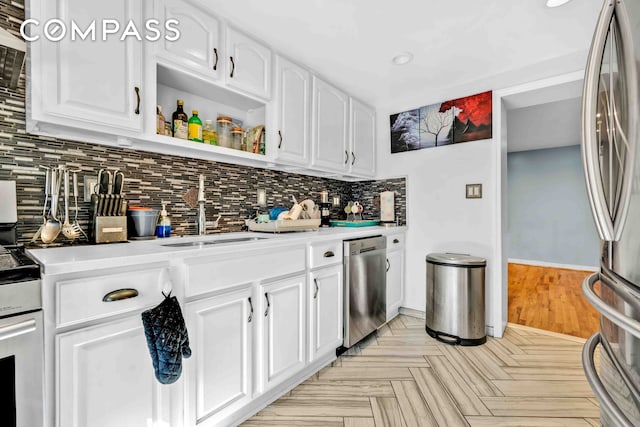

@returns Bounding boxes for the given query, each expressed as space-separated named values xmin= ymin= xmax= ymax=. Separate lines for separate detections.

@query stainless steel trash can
xmin=425 ymin=253 xmax=486 ymax=346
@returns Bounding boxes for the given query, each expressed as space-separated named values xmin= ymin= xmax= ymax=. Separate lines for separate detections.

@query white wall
xmin=377 ymin=106 xmax=498 ymax=334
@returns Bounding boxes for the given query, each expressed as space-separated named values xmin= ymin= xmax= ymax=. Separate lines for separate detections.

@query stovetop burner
xmin=0 ymin=245 xmax=40 ymax=285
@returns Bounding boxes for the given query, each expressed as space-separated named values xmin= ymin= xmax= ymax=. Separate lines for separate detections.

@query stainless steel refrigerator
xmin=581 ymin=1 xmax=640 ymax=425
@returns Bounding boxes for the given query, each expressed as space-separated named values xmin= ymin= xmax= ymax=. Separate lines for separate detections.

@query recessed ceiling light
xmin=546 ymin=0 xmax=572 ymax=7
xmin=392 ymin=52 xmax=413 ymax=66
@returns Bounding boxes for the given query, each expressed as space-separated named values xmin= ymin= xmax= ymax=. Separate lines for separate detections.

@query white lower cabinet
xmin=56 ymin=315 xmax=170 ymax=427
xmin=184 ymin=286 xmax=253 ymax=426
xmin=258 ymin=274 xmax=306 ymax=393
xmin=386 ymin=245 xmax=405 ymax=321
xmin=309 ymin=265 xmax=343 ymax=362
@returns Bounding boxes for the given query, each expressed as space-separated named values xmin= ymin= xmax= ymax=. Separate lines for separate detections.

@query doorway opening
xmin=501 ymin=77 xmax=600 ymax=339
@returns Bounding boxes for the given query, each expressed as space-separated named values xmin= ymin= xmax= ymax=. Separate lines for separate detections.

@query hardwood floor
xmin=242 ymin=315 xmax=599 ymax=427
xmin=508 ymin=263 xmax=600 ymax=339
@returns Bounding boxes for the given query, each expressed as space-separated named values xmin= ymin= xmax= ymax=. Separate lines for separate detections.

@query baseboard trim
xmin=506 ymin=322 xmax=588 ymax=344
xmin=508 ymin=258 xmax=598 ymax=272
xmin=399 ymin=307 xmax=425 ymax=319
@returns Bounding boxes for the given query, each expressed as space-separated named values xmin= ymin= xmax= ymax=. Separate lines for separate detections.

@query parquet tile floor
xmin=242 ymin=315 xmax=599 ymax=427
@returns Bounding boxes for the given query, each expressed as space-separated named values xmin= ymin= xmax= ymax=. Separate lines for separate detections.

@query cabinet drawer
xmin=55 ymin=267 xmax=170 ymax=328
xmin=309 ymin=240 xmax=343 ymax=269
xmin=185 ymin=245 xmax=305 ymax=298
xmin=386 ymin=232 xmax=405 ymax=250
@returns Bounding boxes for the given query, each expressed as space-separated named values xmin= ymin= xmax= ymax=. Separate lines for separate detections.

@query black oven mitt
xmin=141 ymin=292 xmax=191 ymax=384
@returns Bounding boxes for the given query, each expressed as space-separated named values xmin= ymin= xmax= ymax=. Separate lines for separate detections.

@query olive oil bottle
xmin=172 ymin=100 xmax=188 ymax=139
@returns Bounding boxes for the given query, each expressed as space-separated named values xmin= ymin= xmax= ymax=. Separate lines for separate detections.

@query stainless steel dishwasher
xmin=343 ymin=235 xmax=387 ymax=348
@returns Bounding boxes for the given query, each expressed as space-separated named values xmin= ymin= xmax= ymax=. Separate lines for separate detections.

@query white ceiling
xmin=197 ymin=0 xmax=602 ymax=107
xmin=507 ymin=96 xmax=582 ymax=153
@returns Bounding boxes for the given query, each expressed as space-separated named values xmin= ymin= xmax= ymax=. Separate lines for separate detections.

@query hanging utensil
xmin=41 ymin=167 xmax=62 ymax=244
xmin=72 ymin=171 xmax=88 ymax=239
xmin=30 ymin=167 xmax=50 ymax=243
xmin=61 ymin=169 xmax=79 ymax=240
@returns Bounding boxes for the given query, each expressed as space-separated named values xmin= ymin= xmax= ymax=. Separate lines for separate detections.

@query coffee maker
xmin=320 ymin=190 xmax=331 ymax=227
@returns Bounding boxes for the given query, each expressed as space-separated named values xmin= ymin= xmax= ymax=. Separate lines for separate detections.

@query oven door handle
xmin=582 ymin=333 xmax=634 ymax=427
xmin=583 ymin=273 xmax=640 ymax=339
xmin=0 ymin=318 xmax=37 ymax=342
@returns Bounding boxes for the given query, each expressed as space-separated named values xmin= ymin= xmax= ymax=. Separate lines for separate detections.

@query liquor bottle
xmin=172 ymin=100 xmax=189 ymax=139
xmin=188 ymin=110 xmax=203 ymax=142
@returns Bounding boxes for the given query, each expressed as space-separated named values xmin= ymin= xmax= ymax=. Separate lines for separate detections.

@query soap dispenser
xmin=156 ymin=202 xmax=171 ymax=238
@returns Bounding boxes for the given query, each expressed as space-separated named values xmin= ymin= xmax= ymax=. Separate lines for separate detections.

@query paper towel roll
xmin=0 ymin=181 xmax=17 ymax=223
xmin=380 ymin=191 xmax=395 ymax=223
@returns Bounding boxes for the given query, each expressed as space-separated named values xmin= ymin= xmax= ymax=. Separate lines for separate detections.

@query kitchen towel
xmin=141 ymin=292 xmax=191 ymax=385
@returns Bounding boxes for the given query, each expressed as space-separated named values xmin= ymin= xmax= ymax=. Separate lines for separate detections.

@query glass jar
xmin=216 ymin=116 xmax=233 ymax=148
xmin=203 ymin=120 xmax=217 ymax=145
xmin=231 ymin=126 xmax=243 ymax=150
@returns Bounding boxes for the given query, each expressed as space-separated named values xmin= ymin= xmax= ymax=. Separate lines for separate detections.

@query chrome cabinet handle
xmin=278 ymin=130 xmax=283 ymax=149
xmin=230 ymin=56 xmax=235 ymax=78
xmin=582 ymin=333 xmax=634 ymax=427
xmin=134 ymin=87 xmax=140 ymax=115
xmin=247 ymin=297 xmax=254 ymax=323
xmin=351 ymin=151 xmax=355 ymax=166
xmin=313 ymin=278 xmax=319 ymax=299
xmin=0 ymin=318 xmax=36 ymax=342
xmin=386 ymin=258 xmax=390 ymax=272
xmin=344 ymin=150 xmax=349 ymax=165
xmin=102 ymin=288 xmax=139 ymax=302
xmin=323 ymin=251 xmax=334 ymax=258
xmin=213 ymin=48 xmax=218 ymax=71
xmin=264 ymin=292 xmax=270 ymax=317
xmin=582 ymin=272 xmax=640 ymax=339
xmin=581 ymin=0 xmax=617 ymax=242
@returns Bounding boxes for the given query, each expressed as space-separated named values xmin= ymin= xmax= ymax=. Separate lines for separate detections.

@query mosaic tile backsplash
xmin=0 ymin=0 xmax=405 ymax=244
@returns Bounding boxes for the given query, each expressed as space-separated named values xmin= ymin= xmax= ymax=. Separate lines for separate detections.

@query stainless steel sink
xmin=161 ymin=236 xmax=267 ymax=248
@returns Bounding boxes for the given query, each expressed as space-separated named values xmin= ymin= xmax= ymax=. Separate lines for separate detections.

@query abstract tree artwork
xmin=390 ymin=90 xmax=492 ymax=153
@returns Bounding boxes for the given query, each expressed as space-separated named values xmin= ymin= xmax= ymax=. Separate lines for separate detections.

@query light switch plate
xmin=84 ymin=176 xmax=97 ymax=202
xmin=466 ymin=183 xmax=482 ymax=199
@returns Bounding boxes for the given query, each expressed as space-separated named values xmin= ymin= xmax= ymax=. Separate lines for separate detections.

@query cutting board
xmin=0 ymin=181 xmax=17 ymax=223
xmin=330 ymin=220 xmax=380 ymax=227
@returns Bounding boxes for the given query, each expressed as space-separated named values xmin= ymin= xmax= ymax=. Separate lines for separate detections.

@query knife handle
xmin=113 ymin=171 xmax=124 ymax=195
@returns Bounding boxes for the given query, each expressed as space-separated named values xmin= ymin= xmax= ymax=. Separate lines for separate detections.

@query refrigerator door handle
xmin=582 ymin=333 xmax=634 ymax=427
xmin=582 ymin=0 xmax=617 ymax=242
xmin=583 ymin=273 xmax=640 ymax=339
xmin=611 ymin=0 xmax=639 ymax=241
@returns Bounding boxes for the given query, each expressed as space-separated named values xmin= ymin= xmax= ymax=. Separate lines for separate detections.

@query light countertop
xmin=28 ymin=226 xmax=407 ymax=275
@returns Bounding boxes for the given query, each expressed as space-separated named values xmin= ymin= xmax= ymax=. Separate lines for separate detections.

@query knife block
xmin=90 ymin=194 xmax=128 ymax=244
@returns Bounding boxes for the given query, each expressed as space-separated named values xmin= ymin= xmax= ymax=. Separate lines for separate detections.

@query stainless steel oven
xmin=0 ymin=245 xmax=43 ymax=427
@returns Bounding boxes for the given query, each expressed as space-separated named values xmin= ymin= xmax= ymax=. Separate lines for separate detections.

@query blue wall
xmin=507 ymin=145 xmax=599 ymax=268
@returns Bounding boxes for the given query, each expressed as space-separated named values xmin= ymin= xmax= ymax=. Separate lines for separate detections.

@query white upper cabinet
xmin=30 ymin=0 xmax=143 ymax=133
xmin=225 ymin=27 xmax=271 ymax=100
xmin=311 ymin=76 xmax=350 ymax=173
xmin=272 ymin=55 xmax=311 ymax=166
xmin=156 ymin=0 xmax=222 ymax=80
xmin=349 ymin=98 xmax=376 ymax=177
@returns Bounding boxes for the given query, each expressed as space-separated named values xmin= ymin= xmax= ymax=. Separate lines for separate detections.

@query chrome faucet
xmin=196 ymin=174 xmax=221 ymax=235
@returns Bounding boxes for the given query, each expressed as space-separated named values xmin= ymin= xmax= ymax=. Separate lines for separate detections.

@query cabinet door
xmin=311 ymin=77 xmax=349 ymax=173
xmin=309 ymin=265 xmax=343 ymax=362
xmin=57 ymin=315 xmax=170 ymax=427
xmin=184 ymin=286 xmax=253 ymax=426
xmin=226 ymin=27 xmax=271 ymax=99
xmin=156 ymin=0 xmax=222 ymax=79
xmin=350 ymin=98 xmax=376 ymax=177
xmin=258 ymin=275 xmax=306 ymax=392
xmin=35 ymin=0 xmax=143 ymax=132
xmin=386 ymin=249 xmax=405 ymax=321
xmin=274 ymin=56 xmax=310 ymax=166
